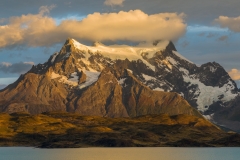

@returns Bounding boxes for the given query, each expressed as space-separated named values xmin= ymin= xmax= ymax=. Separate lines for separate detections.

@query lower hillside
xmin=0 ymin=112 xmax=240 ymax=148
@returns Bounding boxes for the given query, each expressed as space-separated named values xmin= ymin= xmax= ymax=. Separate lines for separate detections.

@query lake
xmin=0 ymin=147 xmax=239 ymax=160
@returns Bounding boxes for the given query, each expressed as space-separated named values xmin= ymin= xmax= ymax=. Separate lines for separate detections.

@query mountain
xmin=0 ymin=39 xmax=201 ymax=118
xmin=0 ymin=38 xmax=239 ymax=131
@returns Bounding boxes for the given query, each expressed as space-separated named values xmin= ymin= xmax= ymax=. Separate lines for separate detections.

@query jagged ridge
xmin=0 ymin=38 xmax=240 ymax=131
xmin=0 ymin=39 xmax=201 ymax=119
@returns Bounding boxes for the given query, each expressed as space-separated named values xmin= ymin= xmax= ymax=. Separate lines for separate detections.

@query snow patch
xmin=50 ymin=67 xmax=100 ymax=89
xmin=162 ymin=60 xmax=172 ymax=69
xmin=203 ymin=114 xmax=214 ymax=121
xmin=183 ymin=75 xmax=238 ymax=112
xmin=137 ymin=41 xmax=169 ymax=58
xmin=71 ymin=39 xmax=169 ymax=71
xmin=167 ymin=57 xmax=178 ymax=66
xmin=69 ymin=72 xmax=79 ymax=82
xmin=172 ymin=51 xmax=193 ymax=64
xmin=209 ymin=66 xmax=217 ymax=72
xmin=153 ymin=87 xmax=164 ymax=91
xmin=127 ymin=69 xmax=133 ymax=74
xmin=179 ymin=67 xmax=189 ymax=75
xmin=63 ymin=52 xmax=71 ymax=59
xmin=51 ymin=72 xmax=61 ymax=79
xmin=51 ymin=72 xmax=79 ymax=86
xmin=142 ymin=74 xmax=156 ymax=81
xmin=78 ymin=71 xmax=100 ymax=89
xmin=179 ymin=92 xmax=185 ymax=97
xmin=118 ymin=78 xmax=126 ymax=85
xmin=51 ymin=52 xmax=59 ymax=63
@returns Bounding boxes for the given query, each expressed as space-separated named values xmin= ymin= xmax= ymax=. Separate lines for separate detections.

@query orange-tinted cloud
xmin=215 ymin=16 xmax=240 ymax=32
xmin=0 ymin=7 xmax=187 ymax=48
xmin=228 ymin=69 xmax=240 ymax=80
xmin=0 ymin=5 xmax=57 ymax=47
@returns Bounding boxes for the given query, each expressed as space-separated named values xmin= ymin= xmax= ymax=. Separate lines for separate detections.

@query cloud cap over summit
xmin=0 ymin=8 xmax=186 ymax=48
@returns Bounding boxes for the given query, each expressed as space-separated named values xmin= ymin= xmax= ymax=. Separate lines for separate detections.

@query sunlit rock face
xmin=0 ymin=38 xmax=239 ymax=131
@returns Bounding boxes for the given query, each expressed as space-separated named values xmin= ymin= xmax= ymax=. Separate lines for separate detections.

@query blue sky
xmin=0 ymin=0 xmax=240 ymax=89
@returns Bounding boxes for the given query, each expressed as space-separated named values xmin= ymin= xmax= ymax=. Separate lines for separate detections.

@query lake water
xmin=0 ymin=147 xmax=239 ymax=160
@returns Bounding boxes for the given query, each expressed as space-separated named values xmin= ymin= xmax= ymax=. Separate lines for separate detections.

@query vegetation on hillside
xmin=0 ymin=112 xmax=240 ymax=148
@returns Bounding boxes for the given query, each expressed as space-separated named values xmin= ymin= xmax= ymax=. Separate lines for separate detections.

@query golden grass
xmin=0 ymin=112 xmax=232 ymax=148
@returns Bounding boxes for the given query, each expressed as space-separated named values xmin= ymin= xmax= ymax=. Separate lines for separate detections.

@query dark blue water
xmin=0 ymin=147 xmax=239 ymax=160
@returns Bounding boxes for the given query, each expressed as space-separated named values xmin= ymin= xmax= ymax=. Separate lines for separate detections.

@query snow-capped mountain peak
xmin=72 ymin=38 xmax=167 ymax=59
xmin=1 ymin=39 xmax=238 ymax=131
xmin=25 ymin=38 xmax=240 ymax=131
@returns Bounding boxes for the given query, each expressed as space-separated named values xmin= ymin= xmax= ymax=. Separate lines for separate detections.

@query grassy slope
xmin=0 ymin=112 xmax=240 ymax=148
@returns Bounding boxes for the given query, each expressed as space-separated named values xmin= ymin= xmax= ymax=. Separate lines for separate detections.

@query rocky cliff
xmin=1 ymin=38 xmax=239 ymax=131
xmin=0 ymin=39 xmax=201 ymax=118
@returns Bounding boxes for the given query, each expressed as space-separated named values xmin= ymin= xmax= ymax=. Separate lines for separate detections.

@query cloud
xmin=0 ymin=5 xmax=57 ymax=48
xmin=0 ymin=7 xmax=187 ymax=48
xmin=1 ymin=62 xmax=12 ymax=67
xmin=188 ymin=25 xmax=226 ymax=32
xmin=0 ymin=61 xmax=34 ymax=74
xmin=228 ymin=69 xmax=240 ymax=80
xmin=23 ymin=61 xmax=35 ymax=65
xmin=59 ymin=10 xmax=186 ymax=42
xmin=215 ymin=16 xmax=240 ymax=32
xmin=218 ymin=35 xmax=228 ymax=41
xmin=104 ymin=0 xmax=124 ymax=6
xmin=2 ymin=0 xmax=240 ymax=26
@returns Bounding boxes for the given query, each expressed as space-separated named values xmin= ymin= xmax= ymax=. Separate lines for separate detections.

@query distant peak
xmin=64 ymin=38 xmax=86 ymax=48
xmin=166 ymin=41 xmax=177 ymax=51
xmin=64 ymin=38 xmax=75 ymax=45
xmin=58 ymin=38 xmax=85 ymax=56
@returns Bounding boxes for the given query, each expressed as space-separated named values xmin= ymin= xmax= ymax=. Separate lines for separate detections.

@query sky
xmin=0 ymin=0 xmax=240 ymax=89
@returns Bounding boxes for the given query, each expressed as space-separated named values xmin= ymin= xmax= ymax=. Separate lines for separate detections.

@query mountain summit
xmin=0 ymin=38 xmax=239 ymax=131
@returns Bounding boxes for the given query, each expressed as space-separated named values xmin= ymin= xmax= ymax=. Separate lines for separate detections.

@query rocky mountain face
xmin=0 ymin=39 xmax=201 ymax=119
xmin=0 ymin=38 xmax=239 ymax=131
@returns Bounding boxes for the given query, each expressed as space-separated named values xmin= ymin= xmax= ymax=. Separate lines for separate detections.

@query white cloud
xmin=104 ymin=0 xmax=125 ymax=6
xmin=215 ymin=16 xmax=240 ymax=32
xmin=187 ymin=25 xmax=227 ymax=32
xmin=228 ymin=69 xmax=240 ymax=80
xmin=1 ymin=62 xmax=12 ymax=67
xmin=0 ymin=6 xmax=187 ymax=48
